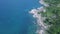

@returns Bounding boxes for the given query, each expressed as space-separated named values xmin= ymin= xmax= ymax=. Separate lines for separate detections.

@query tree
xmin=39 ymin=0 xmax=60 ymax=34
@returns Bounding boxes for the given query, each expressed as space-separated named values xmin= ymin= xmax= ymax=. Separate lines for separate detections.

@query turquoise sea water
xmin=0 ymin=0 xmax=41 ymax=34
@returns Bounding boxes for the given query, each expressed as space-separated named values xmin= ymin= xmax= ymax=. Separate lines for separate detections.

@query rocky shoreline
xmin=29 ymin=0 xmax=50 ymax=34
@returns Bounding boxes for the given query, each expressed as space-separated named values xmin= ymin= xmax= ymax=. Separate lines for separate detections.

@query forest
xmin=39 ymin=0 xmax=60 ymax=34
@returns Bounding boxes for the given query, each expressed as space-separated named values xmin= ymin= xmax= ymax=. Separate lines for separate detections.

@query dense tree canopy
xmin=39 ymin=0 xmax=60 ymax=34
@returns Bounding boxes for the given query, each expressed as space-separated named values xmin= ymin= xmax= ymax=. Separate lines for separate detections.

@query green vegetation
xmin=39 ymin=0 xmax=60 ymax=34
xmin=44 ymin=0 xmax=60 ymax=6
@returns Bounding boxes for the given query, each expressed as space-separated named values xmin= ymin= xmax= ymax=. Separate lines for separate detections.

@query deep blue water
xmin=0 ymin=0 xmax=41 ymax=34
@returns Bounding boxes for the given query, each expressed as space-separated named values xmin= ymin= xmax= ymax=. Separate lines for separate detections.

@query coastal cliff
xmin=29 ymin=0 xmax=60 ymax=34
